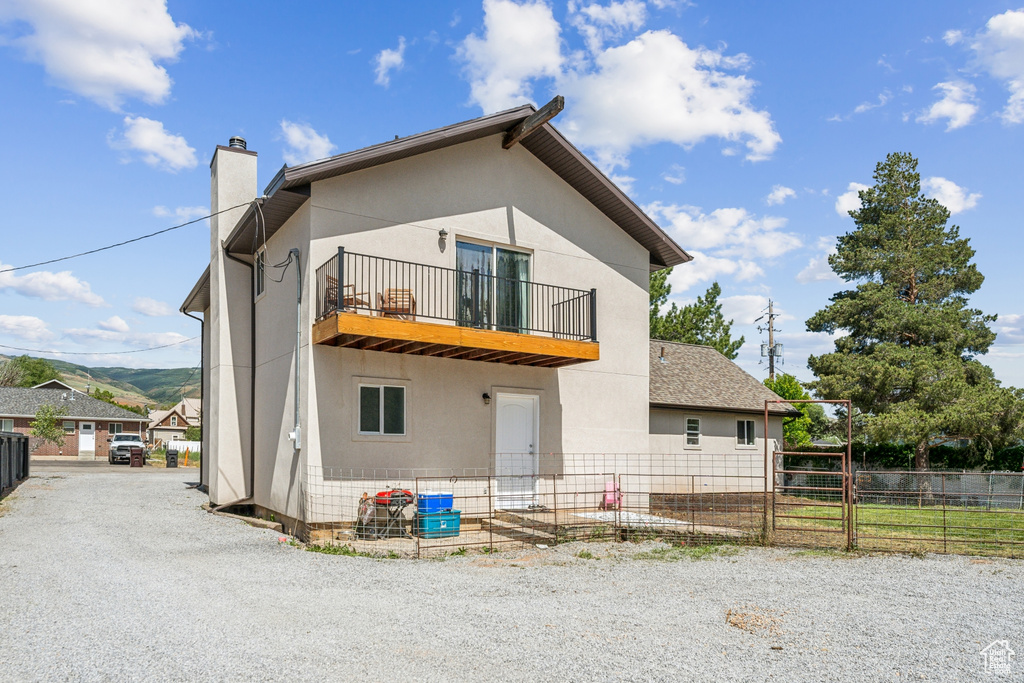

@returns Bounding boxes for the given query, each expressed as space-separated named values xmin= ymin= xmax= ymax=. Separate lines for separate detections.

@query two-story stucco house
xmin=181 ymin=102 xmax=786 ymax=534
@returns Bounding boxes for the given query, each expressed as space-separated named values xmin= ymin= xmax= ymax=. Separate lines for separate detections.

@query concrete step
xmin=482 ymin=517 xmax=556 ymax=544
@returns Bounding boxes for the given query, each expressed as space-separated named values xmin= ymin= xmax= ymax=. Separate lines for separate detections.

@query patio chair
xmin=377 ymin=288 xmax=416 ymax=320
xmin=323 ymin=276 xmax=368 ymax=312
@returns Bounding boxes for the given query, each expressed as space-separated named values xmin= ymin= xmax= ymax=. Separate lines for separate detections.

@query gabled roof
xmin=148 ymin=407 xmax=189 ymax=430
xmin=32 ymin=379 xmax=73 ymax=390
xmin=221 ymin=104 xmax=691 ymax=269
xmin=0 ymin=388 xmax=146 ymax=421
xmin=649 ymin=340 xmax=800 ymax=416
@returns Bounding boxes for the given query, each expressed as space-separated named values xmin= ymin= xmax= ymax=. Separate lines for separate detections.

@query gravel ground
xmin=0 ymin=465 xmax=1021 ymax=682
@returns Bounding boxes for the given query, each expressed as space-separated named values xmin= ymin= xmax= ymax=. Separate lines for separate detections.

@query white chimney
xmin=207 ymin=138 xmax=257 ymax=505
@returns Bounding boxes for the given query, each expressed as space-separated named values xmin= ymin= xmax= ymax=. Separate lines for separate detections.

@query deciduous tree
xmin=30 ymin=404 xmax=68 ymax=448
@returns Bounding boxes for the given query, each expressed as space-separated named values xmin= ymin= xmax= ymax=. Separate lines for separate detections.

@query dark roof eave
xmin=180 ymin=265 xmax=211 ymax=314
xmin=650 ymin=402 xmax=802 ymax=418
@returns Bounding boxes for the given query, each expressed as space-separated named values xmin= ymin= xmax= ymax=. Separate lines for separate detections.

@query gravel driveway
xmin=0 ymin=465 xmax=1020 ymax=682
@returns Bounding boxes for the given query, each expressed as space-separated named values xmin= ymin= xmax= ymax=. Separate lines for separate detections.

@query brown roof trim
xmin=180 ymin=265 xmax=210 ymax=314
xmin=650 ymin=402 xmax=803 ymax=418
xmin=221 ymin=104 xmax=690 ymax=268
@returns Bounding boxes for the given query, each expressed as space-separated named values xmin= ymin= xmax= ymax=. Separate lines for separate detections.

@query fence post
xmin=941 ymin=473 xmax=947 ymax=554
xmin=337 ymin=246 xmax=345 ymax=313
xmin=589 ymin=288 xmax=598 ymax=342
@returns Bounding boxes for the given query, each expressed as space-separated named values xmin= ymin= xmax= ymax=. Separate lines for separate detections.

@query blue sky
xmin=0 ymin=0 xmax=1021 ymax=389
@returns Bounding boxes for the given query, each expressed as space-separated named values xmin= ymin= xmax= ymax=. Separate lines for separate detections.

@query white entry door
xmin=495 ymin=394 xmax=538 ymax=510
xmin=79 ymin=422 xmax=95 ymax=460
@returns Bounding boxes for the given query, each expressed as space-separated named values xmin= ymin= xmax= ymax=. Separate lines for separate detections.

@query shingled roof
xmin=649 ymin=340 xmax=800 ymax=416
xmin=0 ymin=388 xmax=146 ymax=421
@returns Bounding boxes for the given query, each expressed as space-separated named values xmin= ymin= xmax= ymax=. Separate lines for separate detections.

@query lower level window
xmin=737 ymin=420 xmax=755 ymax=446
xmin=685 ymin=417 xmax=700 ymax=446
xmin=110 ymin=423 xmax=122 ymax=434
xmin=0 ymin=419 xmax=12 ymax=432
xmin=359 ymin=385 xmax=405 ymax=435
xmin=63 ymin=421 xmax=75 ymax=434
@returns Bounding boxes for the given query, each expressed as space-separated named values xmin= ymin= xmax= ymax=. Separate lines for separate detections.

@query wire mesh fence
xmin=853 ymin=470 xmax=1024 ymax=558
xmin=302 ymin=453 xmax=769 ymax=557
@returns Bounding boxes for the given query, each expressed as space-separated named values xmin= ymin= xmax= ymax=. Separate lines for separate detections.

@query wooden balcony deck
xmin=313 ymin=311 xmax=599 ymax=367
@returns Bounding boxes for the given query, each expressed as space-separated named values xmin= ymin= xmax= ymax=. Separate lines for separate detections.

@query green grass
xmin=304 ymin=544 xmax=401 ymax=559
xmin=575 ymin=549 xmax=597 ymax=560
xmin=632 ymin=543 xmax=740 ymax=562
xmin=778 ymin=498 xmax=1024 ymax=557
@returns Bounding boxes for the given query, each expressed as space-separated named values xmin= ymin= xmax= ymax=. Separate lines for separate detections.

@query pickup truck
xmin=108 ymin=433 xmax=147 ymax=464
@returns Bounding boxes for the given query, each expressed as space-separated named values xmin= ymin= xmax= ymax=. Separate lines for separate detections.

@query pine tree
xmin=650 ymin=272 xmax=744 ymax=359
xmin=806 ymin=152 xmax=1022 ymax=469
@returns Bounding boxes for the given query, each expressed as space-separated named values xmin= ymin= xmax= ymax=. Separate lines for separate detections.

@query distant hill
xmin=3 ymin=356 xmax=199 ymax=408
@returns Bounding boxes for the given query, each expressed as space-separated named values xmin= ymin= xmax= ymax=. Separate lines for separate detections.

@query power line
xmin=0 ymin=336 xmax=197 ymax=356
xmin=0 ymin=202 xmax=251 ymax=274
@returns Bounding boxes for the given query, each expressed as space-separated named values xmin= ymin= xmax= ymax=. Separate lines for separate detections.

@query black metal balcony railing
xmin=315 ymin=248 xmax=596 ymax=342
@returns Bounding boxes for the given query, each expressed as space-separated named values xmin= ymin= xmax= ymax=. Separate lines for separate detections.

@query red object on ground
xmin=375 ymin=489 xmax=413 ymax=506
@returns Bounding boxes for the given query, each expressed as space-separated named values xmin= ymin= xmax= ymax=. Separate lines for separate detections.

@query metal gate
xmin=766 ymin=399 xmax=854 ymax=550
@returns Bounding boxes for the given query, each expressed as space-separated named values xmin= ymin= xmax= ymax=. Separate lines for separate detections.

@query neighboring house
xmin=181 ymin=102 xmax=695 ymax=527
xmin=147 ymin=398 xmax=201 ymax=445
xmin=0 ymin=387 xmax=146 ymax=460
xmin=648 ymin=341 xmax=799 ymax=468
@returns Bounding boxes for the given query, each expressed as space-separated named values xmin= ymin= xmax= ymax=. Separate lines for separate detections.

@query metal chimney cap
xmin=228 ymin=136 xmax=247 ymax=150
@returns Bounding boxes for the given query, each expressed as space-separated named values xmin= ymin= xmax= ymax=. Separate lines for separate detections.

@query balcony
xmin=312 ymin=249 xmax=599 ymax=367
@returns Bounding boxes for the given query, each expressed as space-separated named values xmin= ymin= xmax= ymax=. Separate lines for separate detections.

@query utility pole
xmin=755 ymin=300 xmax=783 ymax=380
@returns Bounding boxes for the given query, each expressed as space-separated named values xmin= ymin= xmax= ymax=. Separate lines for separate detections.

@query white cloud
xmin=0 ymin=262 xmax=105 ymax=306
xmin=765 ymin=185 xmax=795 ymax=206
xmin=796 ymin=237 xmax=841 ymax=285
xmin=835 ymin=182 xmax=869 ymax=217
xmin=280 ymin=120 xmax=337 ymax=166
xmin=111 ymin=116 xmax=197 ymax=171
xmin=374 ymin=36 xmax=406 ymax=87
xmin=457 ymin=3 xmax=779 ymax=171
xmin=943 ymin=29 xmax=964 ymax=46
xmin=457 ymin=0 xmax=564 ymax=113
xmin=97 ymin=316 xmax=130 ymax=333
xmin=970 ymin=9 xmax=1024 ymax=124
xmin=922 ymin=176 xmax=981 ymax=215
xmin=665 ymin=250 xmax=762 ymax=293
xmin=132 ymin=297 xmax=175 ymax=317
xmin=64 ymin=326 xmax=190 ymax=349
xmin=153 ymin=205 xmax=208 ymax=222
xmin=0 ymin=0 xmax=195 ymax=110
xmin=646 ymin=203 xmax=801 ymax=260
xmin=996 ymin=313 xmax=1024 ymax=344
xmin=569 ymin=0 xmax=647 ymax=53
xmin=661 ymin=164 xmax=685 ymax=184
xmin=719 ymin=295 xmax=769 ymax=327
xmin=916 ymin=81 xmax=978 ymax=131
xmin=561 ymin=30 xmax=781 ymax=169
xmin=0 ymin=315 xmax=53 ymax=341
xmin=853 ymin=90 xmax=891 ymax=114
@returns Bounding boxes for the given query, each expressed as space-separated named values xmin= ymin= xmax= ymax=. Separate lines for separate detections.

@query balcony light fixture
xmin=482 ymin=392 xmax=491 ymax=405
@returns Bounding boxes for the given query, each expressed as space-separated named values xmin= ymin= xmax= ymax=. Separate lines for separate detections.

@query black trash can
xmin=165 ymin=449 xmax=178 ymax=468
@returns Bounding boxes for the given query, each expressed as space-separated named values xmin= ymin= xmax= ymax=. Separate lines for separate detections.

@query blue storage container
xmin=417 ymin=491 xmax=454 ymax=514
xmin=416 ymin=510 xmax=461 ymax=538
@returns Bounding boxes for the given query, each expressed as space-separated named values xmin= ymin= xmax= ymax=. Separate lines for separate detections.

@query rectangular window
xmin=170 ymin=416 xmax=177 ymax=427
xmin=358 ymin=384 xmax=405 ymax=435
xmin=737 ymin=420 xmax=755 ymax=446
xmin=110 ymin=423 xmax=122 ymax=434
xmin=455 ymin=240 xmax=531 ymax=333
xmin=685 ymin=417 xmax=700 ymax=446
xmin=0 ymin=419 xmax=13 ymax=432
xmin=255 ymin=249 xmax=266 ymax=297
xmin=63 ymin=421 xmax=75 ymax=434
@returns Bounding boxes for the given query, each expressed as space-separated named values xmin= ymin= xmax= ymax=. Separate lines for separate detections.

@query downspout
xmin=223 ymin=247 xmax=257 ymax=505
xmin=288 ymin=248 xmax=302 ymax=452
xmin=182 ymin=310 xmax=205 ymax=492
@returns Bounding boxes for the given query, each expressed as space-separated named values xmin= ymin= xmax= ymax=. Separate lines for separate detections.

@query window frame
xmin=170 ymin=415 xmax=178 ymax=427
xmin=357 ymin=384 xmax=406 ymax=437
xmin=110 ymin=422 xmax=123 ymax=434
xmin=0 ymin=418 xmax=13 ymax=432
xmin=684 ymin=416 xmax=701 ymax=448
xmin=737 ymin=419 xmax=756 ymax=447
xmin=63 ymin=421 xmax=76 ymax=434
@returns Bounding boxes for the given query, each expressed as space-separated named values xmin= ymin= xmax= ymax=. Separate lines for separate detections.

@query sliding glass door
xmin=456 ymin=241 xmax=530 ymax=333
